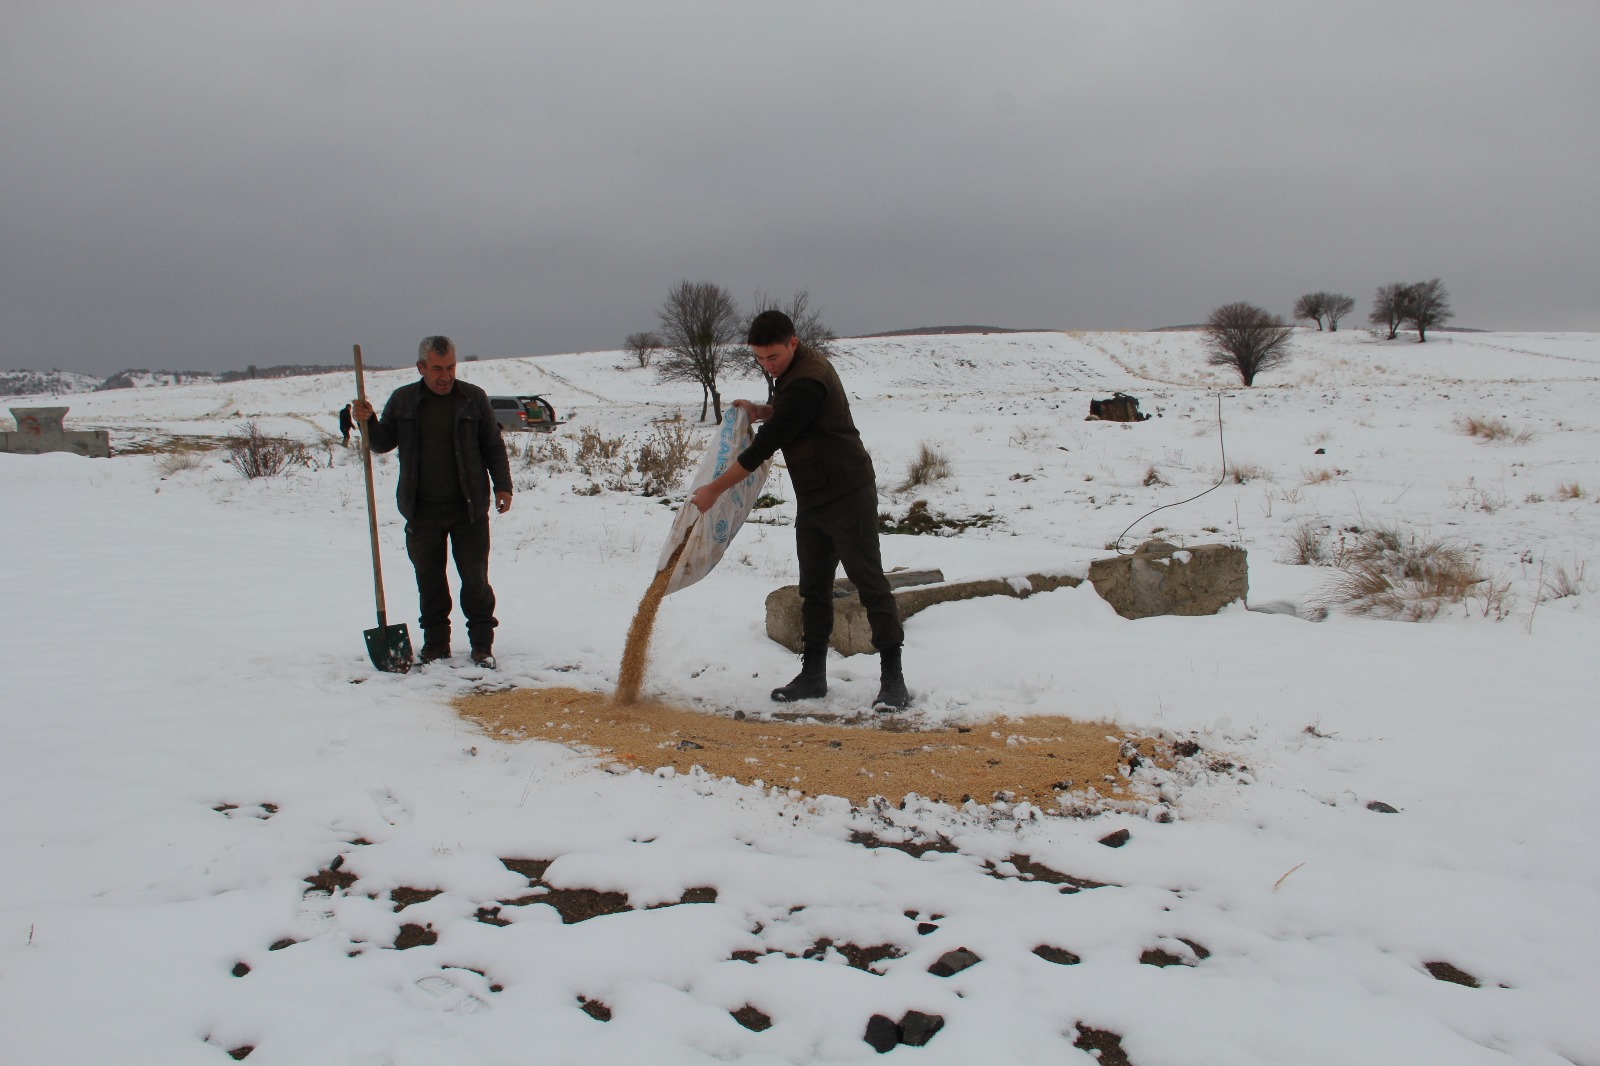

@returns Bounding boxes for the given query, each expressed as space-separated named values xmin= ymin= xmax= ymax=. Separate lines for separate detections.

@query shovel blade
xmin=364 ymin=623 xmax=414 ymax=673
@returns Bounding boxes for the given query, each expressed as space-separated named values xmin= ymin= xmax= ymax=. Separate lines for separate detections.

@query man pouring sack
xmin=691 ymin=310 xmax=910 ymax=711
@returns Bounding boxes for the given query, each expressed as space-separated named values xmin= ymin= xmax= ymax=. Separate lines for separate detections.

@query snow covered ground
xmin=2 ymin=329 xmax=1597 ymax=1064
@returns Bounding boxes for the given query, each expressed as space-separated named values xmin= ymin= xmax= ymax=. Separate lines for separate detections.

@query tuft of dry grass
xmin=1539 ymin=560 xmax=1588 ymax=602
xmin=1142 ymin=465 xmax=1167 ymax=487
xmin=1301 ymin=466 xmax=1349 ymax=485
xmin=1227 ymin=461 xmax=1267 ymax=484
xmin=156 ymin=449 xmax=209 ymax=476
xmin=1282 ymin=519 xmax=1330 ymax=566
xmin=1318 ymin=524 xmax=1490 ymax=621
xmin=1461 ymin=415 xmax=1536 ymax=443
xmin=1555 ymin=482 xmax=1586 ymax=501
xmin=898 ymin=442 xmax=953 ymax=492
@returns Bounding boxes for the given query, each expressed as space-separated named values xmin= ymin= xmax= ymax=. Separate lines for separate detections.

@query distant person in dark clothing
xmin=690 ymin=310 xmax=908 ymax=711
xmin=338 ymin=403 xmax=353 ymax=446
xmin=350 ymin=336 xmax=512 ymax=668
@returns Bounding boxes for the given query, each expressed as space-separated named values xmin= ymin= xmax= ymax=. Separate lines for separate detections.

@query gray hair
xmin=417 ymin=335 xmax=455 ymax=361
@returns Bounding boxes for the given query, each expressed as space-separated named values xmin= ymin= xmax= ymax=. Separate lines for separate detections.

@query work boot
xmin=771 ymin=643 xmax=828 ymax=702
xmin=873 ymin=644 xmax=911 ymax=712
xmin=471 ymin=646 xmax=496 ymax=670
xmin=418 ymin=642 xmax=451 ymax=665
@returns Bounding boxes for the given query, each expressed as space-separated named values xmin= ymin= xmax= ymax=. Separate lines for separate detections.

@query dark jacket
xmin=366 ymin=379 xmax=511 ymax=522
xmin=739 ymin=345 xmax=875 ymax=513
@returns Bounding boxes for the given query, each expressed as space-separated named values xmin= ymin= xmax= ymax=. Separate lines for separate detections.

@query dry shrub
xmin=1301 ymin=466 xmax=1346 ymax=485
xmin=1462 ymin=415 xmax=1535 ymax=443
xmin=1319 ymin=525 xmax=1488 ymax=621
xmin=1555 ymin=482 xmax=1586 ymax=501
xmin=225 ymin=421 xmax=302 ymax=479
xmin=899 ymin=442 xmax=952 ymax=492
xmin=575 ymin=427 xmax=628 ymax=478
xmin=1142 ymin=465 xmax=1167 ymax=487
xmin=521 ymin=434 xmax=570 ymax=470
xmin=635 ymin=420 xmax=703 ymax=496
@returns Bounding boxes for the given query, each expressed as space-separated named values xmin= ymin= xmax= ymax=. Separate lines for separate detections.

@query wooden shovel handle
xmin=353 ymin=345 xmax=391 ymax=624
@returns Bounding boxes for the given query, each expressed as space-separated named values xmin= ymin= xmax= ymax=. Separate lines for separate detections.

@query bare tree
xmin=1369 ymin=283 xmax=1408 ymax=340
xmin=624 ymin=330 xmax=662 ymax=369
xmin=1402 ymin=278 xmax=1453 ymax=342
xmin=1293 ymin=292 xmax=1328 ymax=330
xmin=753 ymin=290 xmax=838 ymax=359
xmin=1203 ymin=302 xmax=1294 ymax=387
xmin=655 ymin=281 xmax=741 ymax=422
xmin=741 ymin=289 xmax=841 ymax=390
xmin=1294 ymin=291 xmax=1357 ymax=332
xmin=1324 ymin=293 xmax=1355 ymax=331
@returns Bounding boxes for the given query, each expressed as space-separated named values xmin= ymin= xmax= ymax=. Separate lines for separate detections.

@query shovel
xmin=353 ymin=344 xmax=414 ymax=673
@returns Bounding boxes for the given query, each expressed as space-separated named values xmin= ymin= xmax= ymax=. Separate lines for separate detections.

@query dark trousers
xmin=796 ymin=482 xmax=903 ymax=651
xmin=405 ymin=499 xmax=497 ymax=650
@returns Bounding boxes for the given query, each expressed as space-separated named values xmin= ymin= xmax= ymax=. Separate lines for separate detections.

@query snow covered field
xmin=2 ymin=329 xmax=1597 ymax=1064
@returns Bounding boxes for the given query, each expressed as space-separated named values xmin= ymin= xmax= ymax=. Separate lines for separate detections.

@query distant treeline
xmin=0 ymin=363 xmax=398 ymax=397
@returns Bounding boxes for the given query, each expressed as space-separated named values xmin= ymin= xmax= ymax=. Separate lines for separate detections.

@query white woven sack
xmin=655 ymin=407 xmax=773 ymax=595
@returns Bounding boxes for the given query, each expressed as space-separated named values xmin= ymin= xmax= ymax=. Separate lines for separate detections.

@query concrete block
xmin=1085 ymin=540 xmax=1247 ymax=620
xmin=765 ymin=568 xmax=1083 ymax=656
xmin=1 ymin=407 xmax=110 ymax=458
xmin=763 ymin=541 xmax=1248 ymax=655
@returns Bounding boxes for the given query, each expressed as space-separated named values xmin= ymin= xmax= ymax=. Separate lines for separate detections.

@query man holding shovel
xmin=350 ymin=335 xmax=512 ymax=668
xmin=690 ymin=310 xmax=909 ymax=711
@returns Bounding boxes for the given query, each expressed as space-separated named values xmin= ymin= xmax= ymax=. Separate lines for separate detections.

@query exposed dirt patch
xmin=804 ymin=938 xmax=904 ymax=973
xmin=1074 ymin=1025 xmax=1132 ymax=1065
xmin=987 ymin=853 xmax=1111 ymax=893
xmin=1424 ymin=960 xmax=1480 ymax=987
xmin=487 ymin=856 xmax=719 ymax=924
xmin=394 ymin=923 xmax=437 ymax=950
xmin=848 ymin=830 xmax=958 ymax=857
xmin=732 ymin=1005 xmax=772 ymax=1032
xmin=1139 ymin=938 xmax=1209 ymax=967
xmin=390 ymin=887 xmax=442 ymax=909
xmin=878 ymin=499 xmax=998 ymax=535
xmin=304 ymin=862 xmax=357 ymax=894
xmin=456 ymin=686 xmax=1160 ymax=811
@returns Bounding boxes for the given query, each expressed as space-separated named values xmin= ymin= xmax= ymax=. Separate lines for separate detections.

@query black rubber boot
xmin=873 ymin=644 xmax=910 ymax=712
xmin=771 ymin=643 xmax=828 ymax=702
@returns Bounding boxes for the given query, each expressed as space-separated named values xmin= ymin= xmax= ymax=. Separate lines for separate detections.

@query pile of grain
xmin=457 ymin=685 xmax=1156 ymax=810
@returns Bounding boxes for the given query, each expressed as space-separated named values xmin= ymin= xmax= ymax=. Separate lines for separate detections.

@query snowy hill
xmin=2 ymin=329 xmax=1597 ymax=1065
xmin=0 ymin=368 xmax=102 ymax=398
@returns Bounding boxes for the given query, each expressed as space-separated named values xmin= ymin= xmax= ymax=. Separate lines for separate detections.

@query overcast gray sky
xmin=3 ymin=1 xmax=1597 ymax=375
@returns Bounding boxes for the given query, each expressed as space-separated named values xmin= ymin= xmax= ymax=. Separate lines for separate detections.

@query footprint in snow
xmin=367 ymin=787 xmax=413 ymax=827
